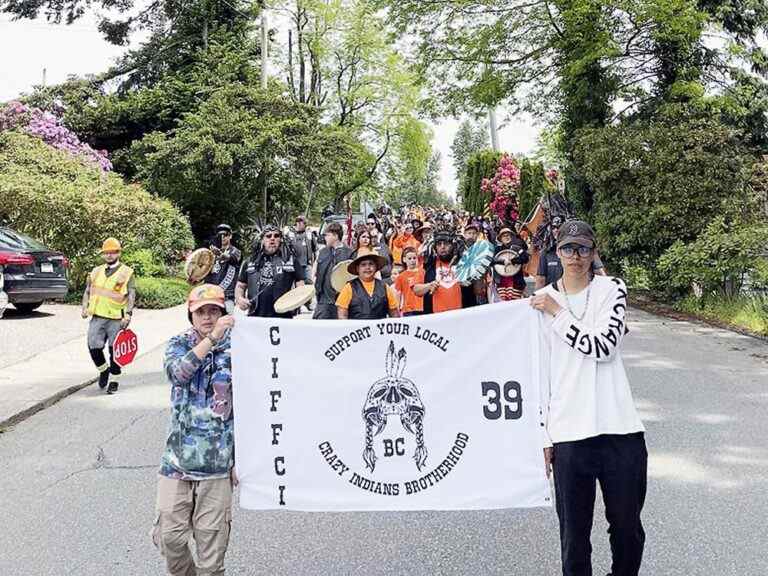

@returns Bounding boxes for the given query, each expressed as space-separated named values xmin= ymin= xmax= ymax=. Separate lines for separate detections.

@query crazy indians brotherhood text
xmin=232 ymin=304 xmax=552 ymax=512
xmin=269 ymin=323 xmax=464 ymax=503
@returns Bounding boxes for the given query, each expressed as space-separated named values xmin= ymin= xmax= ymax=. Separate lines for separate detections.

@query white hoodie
xmin=537 ymin=275 xmax=644 ymax=447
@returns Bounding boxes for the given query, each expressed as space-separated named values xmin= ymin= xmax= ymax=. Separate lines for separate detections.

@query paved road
xmin=1 ymin=309 xmax=767 ymax=575
xmin=0 ymin=303 xmax=84 ymax=369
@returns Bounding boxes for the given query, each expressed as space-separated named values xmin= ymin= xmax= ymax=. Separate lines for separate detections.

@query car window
xmin=0 ymin=228 xmax=48 ymax=251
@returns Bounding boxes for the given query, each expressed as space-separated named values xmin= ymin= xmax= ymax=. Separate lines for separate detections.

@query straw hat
xmin=347 ymin=248 xmax=388 ymax=275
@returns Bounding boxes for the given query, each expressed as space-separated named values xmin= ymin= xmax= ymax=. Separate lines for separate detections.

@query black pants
xmin=553 ymin=433 xmax=647 ymax=576
xmin=89 ymin=347 xmax=122 ymax=376
xmin=312 ymin=303 xmax=338 ymax=320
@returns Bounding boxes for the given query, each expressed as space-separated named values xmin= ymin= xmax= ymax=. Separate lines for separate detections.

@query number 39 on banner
xmin=481 ymin=381 xmax=522 ymax=420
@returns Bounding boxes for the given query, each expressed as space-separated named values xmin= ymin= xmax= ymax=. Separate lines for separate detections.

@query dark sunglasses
xmin=264 ymin=233 xmax=281 ymax=239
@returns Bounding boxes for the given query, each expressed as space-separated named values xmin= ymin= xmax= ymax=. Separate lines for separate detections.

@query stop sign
xmin=113 ymin=329 xmax=139 ymax=367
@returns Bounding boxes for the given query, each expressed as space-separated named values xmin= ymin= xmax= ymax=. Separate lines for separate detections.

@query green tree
xmin=574 ymin=103 xmax=758 ymax=275
xmin=450 ymin=119 xmax=489 ymax=190
xmin=129 ymin=84 xmax=374 ymax=240
xmin=461 ymin=150 xmax=502 ymax=215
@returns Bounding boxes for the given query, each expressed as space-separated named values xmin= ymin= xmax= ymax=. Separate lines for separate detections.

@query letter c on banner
xmin=274 ymin=456 xmax=286 ymax=476
xmin=270 ymin=326 xmax=281 ymax=345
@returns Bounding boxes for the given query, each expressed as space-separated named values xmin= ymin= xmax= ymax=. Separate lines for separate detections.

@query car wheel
xmin=13 ymin=302 xmax=43 ymax=313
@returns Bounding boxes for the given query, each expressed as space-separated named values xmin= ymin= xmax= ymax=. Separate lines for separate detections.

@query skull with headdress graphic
xmin=362 ymin=341 xmax=427 ymax=472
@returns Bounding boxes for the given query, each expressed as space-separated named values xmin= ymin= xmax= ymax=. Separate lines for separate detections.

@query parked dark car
xmin=0 ymin=226 xmax=69 ymax=313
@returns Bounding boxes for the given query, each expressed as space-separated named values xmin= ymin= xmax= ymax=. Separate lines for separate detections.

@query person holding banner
xmin=153 ymin=284 xmax=236 ymax=576
xmin=81 ymin=237 xmax=135 ymax=395
xmin=336 ymin=249 xmax=400 ymax=319
xmin=531 ymin=220 xmax=646 ymax=576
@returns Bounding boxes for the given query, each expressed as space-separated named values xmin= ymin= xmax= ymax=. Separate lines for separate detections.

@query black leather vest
xmin=348 ymin=278 xmax=388 ymax=320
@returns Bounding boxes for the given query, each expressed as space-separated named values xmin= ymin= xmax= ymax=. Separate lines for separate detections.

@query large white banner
xmin=232 ymin=301 xmax=551 ymax=511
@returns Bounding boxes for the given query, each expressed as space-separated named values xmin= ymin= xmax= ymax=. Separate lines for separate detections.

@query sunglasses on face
xmin=264 ymin=233 xmax=281 ymax=239
xmin=560 ymin=245 xmax=593 ymax=258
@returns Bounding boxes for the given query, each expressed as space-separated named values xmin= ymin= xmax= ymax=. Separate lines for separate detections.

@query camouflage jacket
xmin=160 ymin=328 xmax=234 ymax=481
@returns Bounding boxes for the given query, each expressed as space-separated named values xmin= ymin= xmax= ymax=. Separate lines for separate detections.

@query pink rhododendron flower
xmin=0 ymin=101 xmax=112 ymax=171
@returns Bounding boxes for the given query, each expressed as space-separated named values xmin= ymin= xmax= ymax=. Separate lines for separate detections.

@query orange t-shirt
xmin=336 ymin=279 xmax=398 ymax=310
xmin=390 ymin=235 xmax=421 ymax=266
xmin=395 ymin=268 xmax=425 ymax=313
xmin=432 ymin=261 xmax=462 ymax=313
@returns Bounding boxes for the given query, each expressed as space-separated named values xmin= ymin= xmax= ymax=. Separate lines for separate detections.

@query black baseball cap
xmin=557 ymin=220 xmax=595 ymax=249
xmin=216 ymin=223 xmax=232 ymax=234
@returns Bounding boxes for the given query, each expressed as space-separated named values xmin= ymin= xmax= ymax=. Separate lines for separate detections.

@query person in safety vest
xmin=336 ymin=249 xmax=400 ymax=320
xmin=81 ymin=238 xmax=136 ymax=394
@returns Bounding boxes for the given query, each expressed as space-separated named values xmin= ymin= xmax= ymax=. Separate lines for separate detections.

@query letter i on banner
xmin=269 ymin=325 xmax=286 ymax=506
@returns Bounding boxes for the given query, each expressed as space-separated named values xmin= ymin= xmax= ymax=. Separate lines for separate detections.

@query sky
xmin=0 ymin=12 xmax=541 ymax=196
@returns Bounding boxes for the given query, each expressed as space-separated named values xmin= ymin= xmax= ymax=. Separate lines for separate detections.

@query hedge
xmin=461 ymin=149 xmax=502 ymax=215
xmin=134 ymin=277 xmax=190 ymax=309
xmin=0 ymin=131 xmax=194 ymax=289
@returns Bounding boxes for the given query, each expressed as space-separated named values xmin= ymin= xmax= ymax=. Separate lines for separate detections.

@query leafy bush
xmin=574 ymin=104 xmax=757 ymax=273
xmin=658 ymin=216 xmax=768 ymax=297
xmin=676 ymin=294 xmax=768 ymax=336
xmin=0 ymin=131 xmax=194 ymax=288
xmin=122 ymin=249 xmax=165 ymax=278
xmin=135 ymin=277 xmax=189 ymax=309
xmin=621 ymin=260 xmax=652 ymax=290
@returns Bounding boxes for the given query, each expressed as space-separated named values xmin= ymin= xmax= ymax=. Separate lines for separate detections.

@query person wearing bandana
xmin=415 ymin=226 xmax=463 ymax=314
xmin=234 ymin=225 xmax=305 ymax=318
xmin=204 ymin=224 xmax=242 ymax=314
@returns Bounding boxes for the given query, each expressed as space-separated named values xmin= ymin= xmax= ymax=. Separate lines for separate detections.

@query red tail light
xmin=0 ymin=251 xmax=35 ymax=266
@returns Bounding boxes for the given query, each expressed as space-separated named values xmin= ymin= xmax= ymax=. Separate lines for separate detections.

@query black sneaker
xmin=107 ymin=381 xmax=119 ymax=395
xmin=98 ymin=371 xmax=109 ymax=390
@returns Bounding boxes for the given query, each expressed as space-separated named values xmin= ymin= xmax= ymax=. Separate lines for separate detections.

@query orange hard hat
xmin=101 ymin=238 xmax=122 ymax=253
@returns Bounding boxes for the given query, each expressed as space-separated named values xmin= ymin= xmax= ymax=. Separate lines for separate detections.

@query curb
xmin=0 ymin=341 xmax=165 ymax=432
xmin=0 ymin=377 xmax=98 ymax=431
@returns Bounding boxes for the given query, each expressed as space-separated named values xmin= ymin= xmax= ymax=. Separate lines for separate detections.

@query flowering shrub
xmin=0 ymin=131 xmax=193 ymax=288
xmin=481 ymin=153 xmax=521 ymax=222
xmin=545 ymin=168 xmax=559 ymax=185
xmin=0 ymin=101 xmax=112 ymax=171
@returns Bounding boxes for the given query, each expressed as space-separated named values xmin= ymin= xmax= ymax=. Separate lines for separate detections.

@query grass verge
xmin=674 ymin=294 xmax=768 ymax=337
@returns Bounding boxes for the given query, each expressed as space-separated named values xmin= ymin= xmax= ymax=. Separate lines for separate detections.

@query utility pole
xmin=42 ymin=68 xmax=47 ymax=88
xmin=261 ymin=0 xmax=269 ymax=90
xmin=202 ymin=0 xmax=208 ymax=50
xmin=260 ymin=1 xmax=269 ymax=217
xmin=489 ymin=107 xmax=500 ymax=151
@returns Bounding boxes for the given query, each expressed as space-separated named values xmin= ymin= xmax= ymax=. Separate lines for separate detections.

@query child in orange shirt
xmin=395 ymin=247 xmax=425 ymax=317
